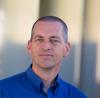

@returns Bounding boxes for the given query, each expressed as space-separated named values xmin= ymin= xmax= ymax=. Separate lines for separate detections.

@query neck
xmin=32 ymin=64 xmax=61 ymax=92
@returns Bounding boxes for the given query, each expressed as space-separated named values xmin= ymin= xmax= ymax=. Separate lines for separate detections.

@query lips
xmin=38 ymin=53 xmax=54 ymax=59
xmin=39 ymin=54 xmax=53 ymax=57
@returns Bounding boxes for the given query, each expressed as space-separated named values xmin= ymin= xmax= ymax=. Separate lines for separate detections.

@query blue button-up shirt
xmin=0 ymin=65 xmax=87 ymax=98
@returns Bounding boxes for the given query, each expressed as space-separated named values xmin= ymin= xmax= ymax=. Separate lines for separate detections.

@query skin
xmin=27 ymin=21 xmax=70 ymax=92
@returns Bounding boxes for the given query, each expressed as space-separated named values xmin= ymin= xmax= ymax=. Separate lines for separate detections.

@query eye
xmin=35 ymin=38 xmax=44 ymax=43
xmin=50 ymin=39 xmax=60 ymax=44
xmin=53 ymin=39 xmax=59 ymax=42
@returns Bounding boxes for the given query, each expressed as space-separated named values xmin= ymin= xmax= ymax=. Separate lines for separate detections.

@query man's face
xmin=27 ymin=21 xmax=70 ymax=69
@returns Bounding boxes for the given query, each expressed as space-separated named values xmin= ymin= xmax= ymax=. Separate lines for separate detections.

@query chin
xmin=39 ymin=64 xmax=55 ymax=69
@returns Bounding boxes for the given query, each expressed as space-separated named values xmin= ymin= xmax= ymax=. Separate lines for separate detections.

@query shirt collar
xmin=26 ymin=64 xmax=61 ymax=92
xmin=26 ymin=64 xmax=42 ymax=92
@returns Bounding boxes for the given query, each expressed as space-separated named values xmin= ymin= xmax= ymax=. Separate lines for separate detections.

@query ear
xmin=64 ymin=42 xmax=71 ymax=57
xmin=27 ymin=40 xmax=32 ymax=55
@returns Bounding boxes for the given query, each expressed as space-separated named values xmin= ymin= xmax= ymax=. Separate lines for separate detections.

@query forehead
xmin=33 ymin=21 xmax=63 ymax=36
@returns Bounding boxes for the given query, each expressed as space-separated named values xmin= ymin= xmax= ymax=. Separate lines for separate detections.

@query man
xmin=0 ymin=16 xmax=87 ymax=98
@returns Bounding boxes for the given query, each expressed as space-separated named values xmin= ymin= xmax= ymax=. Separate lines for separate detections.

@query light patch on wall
xmin=5 ymin=0 xmax=40 ymax=44
xmin=0 ymin=9 xmax=4 ymax=48
xmin=0 ymin=9 xmax=5 ymax=76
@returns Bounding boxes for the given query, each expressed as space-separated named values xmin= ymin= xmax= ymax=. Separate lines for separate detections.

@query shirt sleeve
xmin=0 ymin=81 xmax=4 ymax=98
xmin=0 ymin=89 xmax=3 ymax=98
xmin=70 ymin=85 xmax=87 ymax=98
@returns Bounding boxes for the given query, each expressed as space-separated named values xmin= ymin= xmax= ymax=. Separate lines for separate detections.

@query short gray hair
xmin=30 ymin=16 xmax=68 ymax=43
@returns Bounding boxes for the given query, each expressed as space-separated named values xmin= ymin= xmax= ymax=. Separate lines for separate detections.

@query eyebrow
xmin=50 ymin=36 xmax=61 ymax=40
xmin=33 ymin=35 xmax=44 ymax=39
xmin=33 ymin=35 xmax=61 ymax=40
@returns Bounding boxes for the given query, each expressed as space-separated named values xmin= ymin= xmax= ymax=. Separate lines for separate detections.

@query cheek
xmin=31 ymin=46 xmax=38 ymax=55
xmin=54 ymin=48 xmax=64 ymax=59
xmin=28 ymin=45 xmax=38 ymax=57
xmin=32 ymin=47 xmax=43 ymax=59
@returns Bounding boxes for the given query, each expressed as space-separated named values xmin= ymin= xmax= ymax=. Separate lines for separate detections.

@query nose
xmin=41 ymin=41 xmax=52 ymax=51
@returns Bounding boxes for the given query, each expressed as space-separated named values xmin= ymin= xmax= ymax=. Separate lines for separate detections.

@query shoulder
xmin=0 ymin=72 xmax=26 ymax=89
xmin=59 ymin=79 xmax=87 ymax=98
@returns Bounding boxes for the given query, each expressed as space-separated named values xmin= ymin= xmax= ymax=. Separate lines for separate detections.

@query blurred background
xmin=0 ymin=0 xmax=100 ymax=98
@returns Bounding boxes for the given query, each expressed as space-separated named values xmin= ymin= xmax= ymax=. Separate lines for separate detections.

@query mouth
xmin=39 ymin=54 xmax=53 ymax=57
xmin=38 ymin=54 xmax=54 ymax=61
xmin=38 ymin=53 xmax=54 ymax=59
